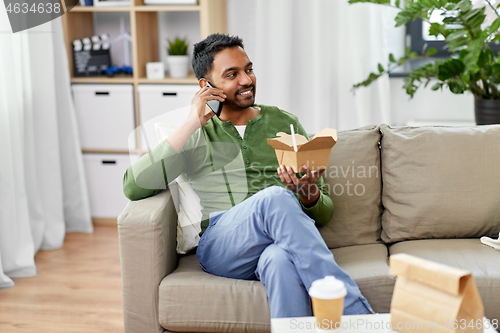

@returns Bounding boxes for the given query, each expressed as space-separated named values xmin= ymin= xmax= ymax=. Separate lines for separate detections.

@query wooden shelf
xmin=137 ymin=71 xmax=198 ymax=84
xmin=69 ymin=5 xmax=132 ymax=12
xmin=71 ymin=77 xmax=197 ymax=84
xmin=134 ymin=5 xmax=200 ymax=11
xmin=71 ymin=75 xmax=135 ymax=84
xmin=136 ymin=77 xmax=198 ymax=84
xmin=68 ymin=5 xmax=201 ymax=12
xmin=82 ymin=149 xmax=134 ymax=154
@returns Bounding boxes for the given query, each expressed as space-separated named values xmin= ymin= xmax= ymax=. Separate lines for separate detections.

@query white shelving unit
xmin=62 ymin=0 xmax=227 ymax=224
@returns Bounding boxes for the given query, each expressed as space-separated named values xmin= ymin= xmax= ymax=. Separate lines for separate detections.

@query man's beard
xmin=225 ymin=85 xmax=256 ymax=109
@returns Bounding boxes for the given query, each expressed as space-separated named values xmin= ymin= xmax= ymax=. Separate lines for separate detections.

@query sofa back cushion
xmin=380 ymin=124 xmax=500 ymax=244
xmin=319 ymin=125 xmax=383 ymax=249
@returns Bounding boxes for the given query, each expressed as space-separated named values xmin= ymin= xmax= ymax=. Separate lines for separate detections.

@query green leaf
xmin=426 ymin=48 xmax=437 ymax=56
xmin=437 ymin=58 xmax=465 ymax=81
xmin=462 ymin=73 xmax=470 ymax=84
xmin=445 ymin=30 xmax=469 ymax=51
xmin=448 ymin=78 xmax=465 ymax=94
xmin=491 ymin=17 xmax=500 ymax=33
xmin=429 ymin=23 xmax=444 ymax=37
xmin=469 ymin=64 xmax=479 ymax=73
xmin=405 ymin=46 xmax=411 ymax=57
xmin=395 ymin=0 xmax=400 ymax=8
xmin=431 ymin=82 xmax=442 ymax=91
xmin=457 ymin=0 xmax=472 ymax=13
xmin=395 ymin=2 xmax=427 ymax=27
xmin=478 ymin=48 xmax=494 ymax=68
xmin=378 ymin=63 xmax=384 ymax=73
xmin=352 ymin=72 xmax=382 ymax=91
xmin=167 ymin=37 xmax=188 ymax=55
xmin=492 ymin=64 xmax=500 ymax=83
xmin=463 ymin=35 xmax=486 ymax=75
xmin=389 ymin=53 xmax=396 ymax=63
xmin=461 ymin=8 xmax=486 ymax=33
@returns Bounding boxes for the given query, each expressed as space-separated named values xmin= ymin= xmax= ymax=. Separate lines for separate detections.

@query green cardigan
xmin=123 ymin=104 xmax=334 ymax=236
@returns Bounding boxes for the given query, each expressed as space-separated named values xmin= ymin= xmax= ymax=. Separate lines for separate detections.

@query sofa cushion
xmin=320 ymin=125 xmax=382 ymax=249
xmin=380 ymin=124 xmax=500 ymax=243
xmin=332 ymin=244 xmax=394 ymax=313
xmin=159 ymin=255 xmax=270 ymax=333
xmin=389 ymin=239 xmax=500 ymax=321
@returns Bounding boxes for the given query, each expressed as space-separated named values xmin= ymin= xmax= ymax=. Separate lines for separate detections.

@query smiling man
xmin=123 ymin=33 xmax=372 ymax=318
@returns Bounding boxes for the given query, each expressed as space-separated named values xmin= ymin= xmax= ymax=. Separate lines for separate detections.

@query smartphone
xmin=205 ymin=82 xmax=224 ymax=117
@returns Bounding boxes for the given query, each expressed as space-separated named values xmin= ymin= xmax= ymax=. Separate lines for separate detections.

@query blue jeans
xmin=196 ymin=186 xmax=373 ymax=318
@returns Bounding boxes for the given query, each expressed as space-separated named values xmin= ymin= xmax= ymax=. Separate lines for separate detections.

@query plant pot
xmin=474 ymin=98 xmax=500 ymax=125
xmin=166 ymin=55 xmax=189 ymax=79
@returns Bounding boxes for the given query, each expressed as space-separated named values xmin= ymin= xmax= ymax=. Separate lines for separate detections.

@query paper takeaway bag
xmin=389 ymin=254 xmax=484 ymax=333
xmin=266 ymin=128 xmax=337 ymax=172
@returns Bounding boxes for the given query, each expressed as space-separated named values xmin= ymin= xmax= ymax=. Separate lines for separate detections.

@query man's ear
xmin=198 ymin=78 xmax=207 ymax=88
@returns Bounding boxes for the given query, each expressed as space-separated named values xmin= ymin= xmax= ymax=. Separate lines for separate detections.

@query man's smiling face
xmin=209 ymin=46 xmax=256 ymax=110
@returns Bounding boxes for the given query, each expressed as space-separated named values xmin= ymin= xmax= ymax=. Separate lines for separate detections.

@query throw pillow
xmin=380 ymin=124 xmax=500 ymax=243
xmin=155 ymin=123 xmax=202 ymax=254
xmin=319 ymin=125 xmax=383 ymax=249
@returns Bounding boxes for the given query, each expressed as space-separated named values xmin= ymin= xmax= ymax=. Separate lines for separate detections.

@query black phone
xmin=205 ymin=81 xmax=224 ymax=117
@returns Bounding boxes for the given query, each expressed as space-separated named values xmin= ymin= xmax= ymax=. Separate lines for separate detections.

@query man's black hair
xmin=192 ymin=33 xmax=244 ymax=80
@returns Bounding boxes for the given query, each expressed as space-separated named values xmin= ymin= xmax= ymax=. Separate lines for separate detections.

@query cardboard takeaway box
xmin=267 ymin=128 xmax=337 ymax=172
xmin=390 ymin=253 xmax=484 ymax=333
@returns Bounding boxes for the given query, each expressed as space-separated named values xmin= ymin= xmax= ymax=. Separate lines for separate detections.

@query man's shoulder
xmin=255 ymin=104 xmax=299 ymax=122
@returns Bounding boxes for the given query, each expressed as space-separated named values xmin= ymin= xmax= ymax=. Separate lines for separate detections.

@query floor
xmin=0 ymin=226 xmax=124 ymax=333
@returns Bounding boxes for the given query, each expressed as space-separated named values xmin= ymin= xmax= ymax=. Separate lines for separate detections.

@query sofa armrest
xmin=118 ymin=190 xmax=178 ymax=333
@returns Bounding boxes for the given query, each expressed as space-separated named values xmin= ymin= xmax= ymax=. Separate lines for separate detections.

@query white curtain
xmin=0 ymin=12 xmax=93 ymax=288
xmin=227 ymin=0 xmax=403 ymax=133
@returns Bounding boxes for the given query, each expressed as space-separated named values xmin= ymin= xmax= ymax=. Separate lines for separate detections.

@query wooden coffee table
xmin=271 ymin=313 xmax=498 ymax=333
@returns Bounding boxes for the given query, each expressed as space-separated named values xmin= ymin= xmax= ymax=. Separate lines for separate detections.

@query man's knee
xmin=257 ymin=244 xmax=294 ymax=276
xmin=258 ymin=186 xmax=298 ymax=206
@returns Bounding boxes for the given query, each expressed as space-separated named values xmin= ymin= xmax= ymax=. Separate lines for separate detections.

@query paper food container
xmin=389 ymin=253 xmax=484 ymax=333
xmin=267 ymin=128 xmax=337 ymax=172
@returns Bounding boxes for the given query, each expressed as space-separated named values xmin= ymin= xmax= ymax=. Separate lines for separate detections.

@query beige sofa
xmin=118 ymin=124 xmax=500 ymax=333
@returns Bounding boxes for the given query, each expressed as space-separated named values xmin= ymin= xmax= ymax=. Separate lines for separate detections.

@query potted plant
xmin=166 ymin=37 xmax=189 ymax=79
xmin=349 ymin=0 xmax=500 ymax=125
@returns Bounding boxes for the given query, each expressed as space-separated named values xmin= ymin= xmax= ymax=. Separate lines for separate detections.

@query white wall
xmin=389 ymin=78 xmax=475 ymax=125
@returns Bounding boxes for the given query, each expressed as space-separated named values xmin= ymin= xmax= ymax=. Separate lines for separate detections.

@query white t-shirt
xmin=235 ymin=125 xmax=246 ymax=139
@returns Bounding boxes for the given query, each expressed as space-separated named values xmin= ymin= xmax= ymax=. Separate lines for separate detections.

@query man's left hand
xmin=277 ymin=165 xmax=325 ymax=207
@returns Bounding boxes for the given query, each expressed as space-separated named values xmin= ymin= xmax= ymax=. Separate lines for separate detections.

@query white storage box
xmin=83 ymin=153 xmax=138 ymax=218
xmin=138 ymin=84 xmax=199 ymax=151
xmin=72 ymin=84 xmax=135 ymax=151
xmin=94 ymin=0 xmax=131 ymax=7
xmin=144 ymin=0 xmax=196 ymax=5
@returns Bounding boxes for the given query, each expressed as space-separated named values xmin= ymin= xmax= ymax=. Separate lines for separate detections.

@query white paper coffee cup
xmin=309 ymin=276 xmax=347 ymax=330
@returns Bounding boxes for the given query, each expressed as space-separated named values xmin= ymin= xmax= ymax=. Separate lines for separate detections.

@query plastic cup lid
xmin=308 ymin=276 xmax=347 ymax=299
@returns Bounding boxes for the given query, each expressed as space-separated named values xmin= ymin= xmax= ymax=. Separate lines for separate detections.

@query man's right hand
xmin=167 ymin=85 xmax=226 ymax=152
xmin=189 ymin=85 xmax=226 ymax=128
